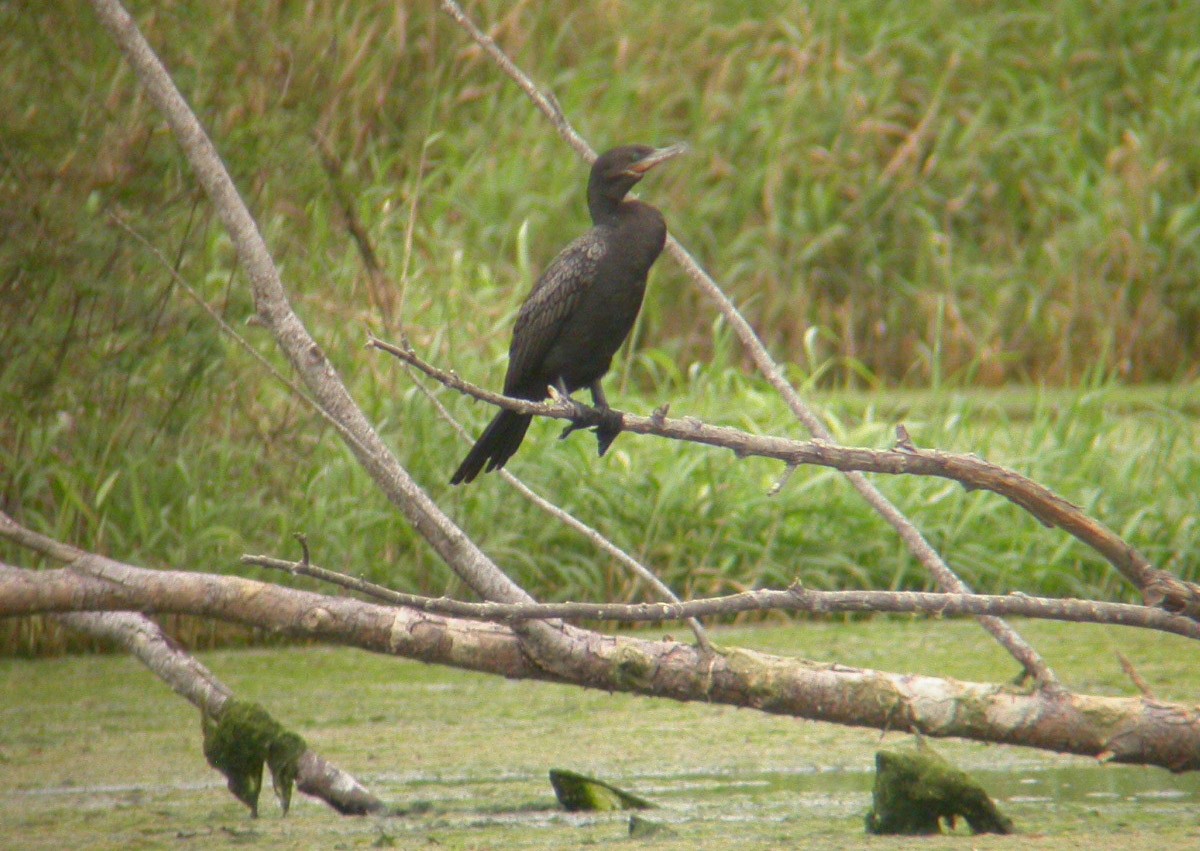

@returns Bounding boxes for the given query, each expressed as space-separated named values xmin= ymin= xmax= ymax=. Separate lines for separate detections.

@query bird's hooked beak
xmin=624 ymin=143 xmax=688 ymax=177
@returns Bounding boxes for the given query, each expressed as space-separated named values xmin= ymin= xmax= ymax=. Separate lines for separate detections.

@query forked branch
xmin=374 ymin=336 xmax=1200 ymax=622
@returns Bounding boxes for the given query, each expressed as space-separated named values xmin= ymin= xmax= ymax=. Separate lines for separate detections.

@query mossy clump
xmin=548 ymin=768 xmax=654 ymax=812
xmin=865 ymin=743 xmax=1014 ymax=835
xmin=201 ymin=699 xmax=307 ymax=817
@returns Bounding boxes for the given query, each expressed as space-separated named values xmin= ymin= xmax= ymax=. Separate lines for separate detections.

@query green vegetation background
xmin=2 ymin=1 xmax=1198 ymax=652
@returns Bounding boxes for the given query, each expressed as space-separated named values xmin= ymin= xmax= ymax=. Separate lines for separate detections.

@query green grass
xmin=2 ymin=2 xmax=1199 ymax=651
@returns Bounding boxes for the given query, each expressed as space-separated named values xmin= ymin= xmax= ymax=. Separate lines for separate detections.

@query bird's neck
xmin=590 ymin=199 xmax=667 ymax=263
xmin=587 ymin=194 xmax=622 ymax=226
xmin=588 ymin=197 xmax=645 ymax=228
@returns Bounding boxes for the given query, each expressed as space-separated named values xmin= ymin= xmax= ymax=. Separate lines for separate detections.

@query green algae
xmin=201 ymin=700 xmax=305 ymax=817
xmin=547 ymin=768 xmax=654 ymax=811
xmin=865 ymin=743 xmax=1014 ymax=835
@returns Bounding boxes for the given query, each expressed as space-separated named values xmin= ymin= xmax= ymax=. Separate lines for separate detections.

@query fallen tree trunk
xmin=5 ymin=561 xmax=1197 ymax=774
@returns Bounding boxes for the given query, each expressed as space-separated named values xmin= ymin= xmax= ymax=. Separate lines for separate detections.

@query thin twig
xmin=394 ymin=134 xmax=435 ymax=327
xmin=1116 ymin=651 xmax=1157 ymax=699
xmin=315 ymin=136 xmax=397 ymax=326
xmin=237 ymin=553 xmax=1200 ymax=641
xmin=436 ymin=0 xmax=593 ymax=161
xmin=115 ymin=216 xmax=375 ymax=456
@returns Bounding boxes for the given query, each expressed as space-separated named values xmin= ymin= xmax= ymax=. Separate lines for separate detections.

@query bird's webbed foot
xmin=558 ymin=406 xmax=624 ymax=455
xmin=592 ymin=406 xmax=623 ymax=456
xmin=588 ymin=381 xmax=623 ymax=456
xmin=557 ymin=382 xmax=624 ymax=456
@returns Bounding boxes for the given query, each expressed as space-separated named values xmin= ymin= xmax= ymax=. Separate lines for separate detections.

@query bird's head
xmin=587 ymin=143 xmax=686 ymax=213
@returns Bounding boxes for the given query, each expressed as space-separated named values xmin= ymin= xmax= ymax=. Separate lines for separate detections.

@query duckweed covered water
xmin=3 ymin=620 xmax=1198 ymax=848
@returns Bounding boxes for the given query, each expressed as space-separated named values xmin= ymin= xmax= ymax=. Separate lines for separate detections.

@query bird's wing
xmin=503 ymin=230 xmax=607 ymax=396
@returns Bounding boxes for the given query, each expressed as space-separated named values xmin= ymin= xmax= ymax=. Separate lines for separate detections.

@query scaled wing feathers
xmin=504 ymin=232 xmax=607 ymax=395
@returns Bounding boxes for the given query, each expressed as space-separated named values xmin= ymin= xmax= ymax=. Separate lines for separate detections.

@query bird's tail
xmin=449 ymin=409 xmax=533 ymax=485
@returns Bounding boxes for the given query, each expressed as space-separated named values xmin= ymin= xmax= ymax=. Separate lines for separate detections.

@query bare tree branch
xmin=374 ymin=337 xmax=1200 ymax=622
xmin=433 ymin=0 xmax=1057 ymax=686
xmin=3 ymin=556 xmax=1198 ymax=773
xmin=239 ymin=553 xmax=1200 ymax=641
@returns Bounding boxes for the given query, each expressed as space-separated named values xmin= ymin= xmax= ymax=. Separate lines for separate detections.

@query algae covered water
xmin=3 ymin=620 xmax=1198 ymax=848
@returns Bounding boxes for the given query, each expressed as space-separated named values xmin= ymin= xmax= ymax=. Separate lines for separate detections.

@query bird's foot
xmin=558 ymin=397 xmax=593 ymax=442
xmin=593 ymin=407 xmax=623 ymax=456
xmin=559 ymin=402 xmax=624 ymax=456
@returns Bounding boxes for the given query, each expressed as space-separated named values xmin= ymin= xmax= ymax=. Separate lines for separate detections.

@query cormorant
xmin=450 ymin=143 xmax=684 ymax=485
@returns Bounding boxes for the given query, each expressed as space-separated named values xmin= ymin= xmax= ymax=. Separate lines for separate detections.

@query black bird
xmin=450 ymin=143 xmax=684 ymax=485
